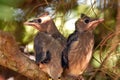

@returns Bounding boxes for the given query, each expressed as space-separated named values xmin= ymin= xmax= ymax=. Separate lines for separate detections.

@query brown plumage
xmin=61 ymin=14 xmax=104 ymax=79
xmin=24 ymin=13 xmax=66 ymax=80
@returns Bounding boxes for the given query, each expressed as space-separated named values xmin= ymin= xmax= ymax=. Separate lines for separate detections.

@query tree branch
xmin=0 ymin=31 xmax=49 ymax=80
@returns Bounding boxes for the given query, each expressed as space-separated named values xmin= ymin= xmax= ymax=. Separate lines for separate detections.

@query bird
xmin=24 ymin=13 xmax=66 ymax=80
xmin=61 ymin=14 xmax=104 ymax=79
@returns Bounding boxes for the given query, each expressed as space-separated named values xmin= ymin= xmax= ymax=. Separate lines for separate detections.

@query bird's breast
xmin=68 ymin=33 xmax=94 ymax=76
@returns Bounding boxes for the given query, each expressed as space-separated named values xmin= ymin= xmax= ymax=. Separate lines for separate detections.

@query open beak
xmin=86 ymin=19 xmax=104 ymax=30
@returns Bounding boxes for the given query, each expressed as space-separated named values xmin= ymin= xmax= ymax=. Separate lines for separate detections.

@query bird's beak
xmin=86 ymin=19 xmax=104 ymax=30
xmin=24 ymin=14 xmax=51 ymax=32
xmin=24 ymin=19 xmax=42 ymax=31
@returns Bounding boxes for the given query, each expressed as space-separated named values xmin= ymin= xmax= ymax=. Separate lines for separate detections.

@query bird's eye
xmin=58 ymin=77 xmax=61 ymax=79
xmin=84 ymin=19 xmax=89 ymax=24
xmin=37 ymin=19 xmax=42 ymax=23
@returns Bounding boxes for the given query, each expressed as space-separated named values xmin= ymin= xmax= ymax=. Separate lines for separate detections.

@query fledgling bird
xmin=24 ymin=13 xmax=66 ymax=80
xmin=62 ymin=14 xmax=104 ymax=79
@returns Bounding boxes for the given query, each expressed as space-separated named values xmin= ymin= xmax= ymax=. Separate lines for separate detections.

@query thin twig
xmin=44 ymin=0 xmax=49 ymax=5
xmin=26 ymin=3 xmax=48 ymax=18
xmin=94 ymin=32 xmax=115 ymax=50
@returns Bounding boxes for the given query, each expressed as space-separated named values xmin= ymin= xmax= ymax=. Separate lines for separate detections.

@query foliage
xmin=0 ymin=0 xmax=120 ymax=80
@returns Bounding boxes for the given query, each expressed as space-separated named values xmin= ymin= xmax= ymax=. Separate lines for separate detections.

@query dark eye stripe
xmin=28 ymin=20 xmax=34 ymax=22
xmin=28 ymin=18 xmax=42 ymax=23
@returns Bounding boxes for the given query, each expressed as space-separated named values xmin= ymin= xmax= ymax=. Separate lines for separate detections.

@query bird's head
xmin=24 ymin=12 xmax=52 ymax=32
xmin=75 ymin=14 xmax=104 ymax=32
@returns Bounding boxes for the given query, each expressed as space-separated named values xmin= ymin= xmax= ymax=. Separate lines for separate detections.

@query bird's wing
xmin=34 ymin=32 xmax=51 ymax=64
xmin=61 ymin=31 xmax=78 ymax=68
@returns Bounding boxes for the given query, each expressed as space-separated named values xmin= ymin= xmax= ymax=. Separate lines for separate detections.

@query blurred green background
xmin=0 ymin=0 xmax=120 ymax=80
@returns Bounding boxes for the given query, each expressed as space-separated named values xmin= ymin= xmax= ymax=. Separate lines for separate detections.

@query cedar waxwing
xmin=24 ymin=13 xmax=66 ymax=80
xmin=61 ymin=14 xmax=104 ymax=79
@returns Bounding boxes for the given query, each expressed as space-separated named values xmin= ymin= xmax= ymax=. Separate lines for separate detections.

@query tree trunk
xmin=116 ymin=0 xmax=120 ymax=34
xmin=0 ymin=31 xmax=49 ymax=80
xmin=110 ymin=0 xmax=120 ymax=49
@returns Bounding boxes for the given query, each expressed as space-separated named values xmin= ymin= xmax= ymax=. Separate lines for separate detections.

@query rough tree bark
xmin=0 ymin=31 xmax=49 ymax=80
